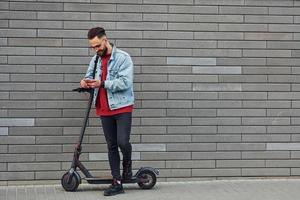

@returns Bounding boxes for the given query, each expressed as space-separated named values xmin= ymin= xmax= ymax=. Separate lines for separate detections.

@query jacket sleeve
xmin=84 ymin=55 xmax=97 ymax=79
xmin=104 ymin=55 xmax=133 ymax=93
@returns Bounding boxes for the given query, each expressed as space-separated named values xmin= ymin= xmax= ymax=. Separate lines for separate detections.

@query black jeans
xmin=100 ymin=112 xmax=132 ymax=179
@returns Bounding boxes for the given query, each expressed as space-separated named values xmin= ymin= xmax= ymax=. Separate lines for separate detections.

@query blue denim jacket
xmin=84 ymin=45 xmax=134 ymax=110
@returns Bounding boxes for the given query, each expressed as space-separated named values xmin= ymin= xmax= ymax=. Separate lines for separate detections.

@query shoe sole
xmin=103 ymin=190 xmax=124 ymax=196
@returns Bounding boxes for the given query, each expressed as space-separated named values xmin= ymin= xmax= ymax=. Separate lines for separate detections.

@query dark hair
xmin=87 ymin=27 xmax=106 ymax=40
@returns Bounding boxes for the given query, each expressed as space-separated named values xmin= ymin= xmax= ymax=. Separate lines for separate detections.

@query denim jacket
xmin=84 ymin=45 xmax=134 ymax=110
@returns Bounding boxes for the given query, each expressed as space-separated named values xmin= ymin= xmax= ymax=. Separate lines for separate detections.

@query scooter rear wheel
xmin=137 ymin=170 xmax=157 ymax=189
xmin=61 ymin=172 xmax=80 ymax=192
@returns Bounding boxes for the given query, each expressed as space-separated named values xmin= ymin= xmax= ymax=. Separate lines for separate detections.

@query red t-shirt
xmin=96 ymin=54 xmax=133 ymax=116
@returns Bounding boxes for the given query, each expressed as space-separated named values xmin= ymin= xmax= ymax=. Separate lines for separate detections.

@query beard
xmin=97 ymin=46 xmax=108 ymax=57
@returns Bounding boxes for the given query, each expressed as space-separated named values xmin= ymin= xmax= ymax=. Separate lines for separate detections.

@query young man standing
xmin=80 ymin=27 xmax=134 ymax=196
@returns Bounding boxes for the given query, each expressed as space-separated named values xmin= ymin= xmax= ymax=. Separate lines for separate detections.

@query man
xmin=80 ymin=27 xmax=134 ymax=196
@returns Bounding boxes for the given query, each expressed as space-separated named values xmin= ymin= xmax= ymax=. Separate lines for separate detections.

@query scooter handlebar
xmin=72 ymin=87 xmax=93 ymax=93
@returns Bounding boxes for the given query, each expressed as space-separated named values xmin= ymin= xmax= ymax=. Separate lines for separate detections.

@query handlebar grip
xmin=72 ymin=88 xmax=92 ymax=93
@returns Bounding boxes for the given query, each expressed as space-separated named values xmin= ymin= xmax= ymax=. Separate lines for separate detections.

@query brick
xmin=242 ymin=84 xmax=289 ymax=91
xmin=245 ymin=15 xmax=293 ymax=23
xmin=0 ymin=29 xmax=36 ymax=37
xmin=219 ymin=75 xmax=267 ymax=82
xmin=8 ymin=162 xmax=60 ymax=171
xmin=64 ymin=21 xmax=115 ymax=30
xmin=242 ymin=168 xmax=289 ymax=176
xmin=269 ymin=7 xmax=300 ymax=15
xmin=141 ymin=152 xmax=191 ymax=160
xmin=167 ymin=109 xmax=216 ymax=117
xmin=142 ymin=48 xmax=191 ymax=57
xmin=166 ymin=160 xmax=214 ymax=168
xmin=193 ymin=100 xmax=241 ymax=108
xmin=192 ymin=134 xmax=241 ymax=142
xmin=0 ymin=65 xmax=35 ymax=73
xmin=167 ymin=57 xmax=216 ymax=66
xmin=35 ymin=118 xmax=83 ymax=127
xmin=245 ymin=0 xmax=293 ymax=6
xmin=10 ymin=2 xmax=63 ymax=11
xmin=91 ymin=0 xmax=141 ymax=3
xmin=0 ymin=74 xmax=9 ymax=81
xmin=64 ymin=3 xmax=115 ymax=12
xmin=132 ymin=109 xmax=166 ymax=117
xmin=9 ymin=38 xmax=61 ymax=47
xmin=267 ymin=143 xmax=300 ymax=150
xmin=0 ymin=128 xmax=8 ymax=136
xmin=219 ymin=24 xmax=268 ymax=32
xmin=0 ymin=11 xmax=36 ymax=20
xmin=89 ymin=152 xmax=140 ymax=161
xmin=193 ymin=83 xmax=242 ymax=91
xmin=192 ymin=66 xmax=241 ymax=74
xmin=218 ymin=41 xmax=266 ymax=49
xmin=269 ymin=24 xmax=300 ymax=33
xmin=0 ymin=163 xmax=6 ymax=170
xmin=36 ymin=153 xmax=88 ymax=162
xmin=195 ymin=14 xmax=243 ymax=23
xmin=0 ymin=47 xmax=35 ymax=55
xmin=267 ymin=160 xmax=300 ymax=167
xmin=0 ymin=119 xmax=34 ymax=127
xmin=39 ymin=26 xmax=86 ymax=37
xmin=91 ymin=13 xmax=142 ymax=21
xmin=195 ymin=32 xmax=243 ymax=40
xmin=173 ymin=22 xmax=218 ymax=31
xmin=168 ymin=126 xmax=217 ymax=134
xmin=243 ymin=101 xmax=290 ymax=108
xmin=135 ymin=92 xmax=167 ymax=100
xmin=193 ymin=49 xmax=242 ymax=57
xmin=192 ymin=169 xmax=241 ymax=177
xmin=217 ymin=58 xmax=266 ymax=66
xmin=36 ymin=65 xmax=86 ymax=74
xmin=243 ymin=67 xmax=290 ymax=75
xmin=268 ymin=109 xmax=300 ymax=117
xmin=142 ymin=100 xmax=192 ymax=108
xmin=245 ymin=33 xmax=292 ymax=40
xmin=9 ymin=20 xmax=63 ymax=29
xmin=268 ymin=41 xmax=300 ymax=49
xmin=167 ymin=143 xmax=216 ymax=151
xmin=144 ymin=31 xmax=193 ymax=39
xmin=159 ymin=169 xmax=191 ymax=178
xmin=107 ymin=30 xmax=143 ymax=39
xmin=219 ymin=6 xmax=268 ymax=14
xmin=38 ymin=12 xmax=90 ymax=21
xmin=167 ymin=40 xmax=216 ymax=49
xmin=117 ymin=4 xmax=168 ymax=13
xmin=0 ymin=56 xmax=7 ymax=63
xmin=195 ymin=0 xmax=243 ymax=5
xmin=0 ymin=136 xmax=35 ymax=144
xmin=192 ymin=117 xmax=241 ymax=125
xmin=0 ymin=154 xmax=35 ymax=162
xmin=243 ymin=134 xmax=290 ymax=142
xmin=218 ymin=126 xmax=266 ymax=134
xmin=8 ymin=56 xmax=61 ymax=65
xmin=142 ymin=135 xmax=191 ymax=143
xmin=132 ymin=126 xmax=166 ymax=134
xmin=169 ymin=5 xmax=217 ymax=14
xmin=9 ymin=145 xmax=62 ymax=153
xmin=36 ymin=83 xmax=77 ymax=91
xmin=141 ymin=118 xmax=191 ymax=125
xmin=10 ymin=92 xmax=63 ymax=100
xmin=217 ymin=160 xmax=265 ymax=168
xmin=11 ymin=74 xmax=64 ymax=82
xmin=242 ymin=151 xmax=290 ymax=159
xmin=268 ymin=126 xmax=300 ymax=133
xmin=144 ymin=0 xmax=192 ymax=4
xmin=142 ymin=83 xmax=191 ymax=91
xmin=9 ymin=109 xmax=61 ymax=118
xmin=117 ymin=22 xmax=167 ymax=30
xmin=268 ymin=92 xmax=300 ymax=100
xmin=217 ymin=143 xmax=266 ymax=151
xmin=38 ymin=47 xmax=87 ymax=56
xmin=117 ymin=40 xmax=166 ymax=48
xmin=0 ymin=2 xmax=8 ymax=9
xmin=219 ymin=92 xmax=267 ymax=100
xmin=0 ymin=20 xmax=8 ymax=27
xmin=192 ymin=151 xmax=241 ymax=160
xmin=9 ymin=127 xmax=62 ymax=136
xmin=168 ymin=92 xmax=218 ymax=100
xmin=0 ymin=101 xmax=35 ymax=110
xmin=169 ymin=75 xmax=218 ymax=82
xmin=132 ymin=144 xmax=166 ymax=152
xmin=0 ymin=172 xmax=34 ymax=181
xmin=143 ymin=13 xmax=193 ymax=22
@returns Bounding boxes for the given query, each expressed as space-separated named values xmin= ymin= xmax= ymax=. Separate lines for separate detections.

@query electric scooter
xmin=61 ymin=56 xmax=159 ymax=192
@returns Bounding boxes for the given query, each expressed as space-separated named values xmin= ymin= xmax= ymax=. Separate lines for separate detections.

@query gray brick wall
xmin=1 ymin=0 xmax=300 ymax=184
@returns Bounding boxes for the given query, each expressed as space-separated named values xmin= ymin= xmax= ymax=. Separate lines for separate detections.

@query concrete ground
xmin=1 ymin=178 xmax=300 ymax=200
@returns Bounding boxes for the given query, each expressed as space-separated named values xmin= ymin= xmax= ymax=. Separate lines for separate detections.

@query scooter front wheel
xmin=137 ymin=170 xmax=157 ymax=189
xmin=61 ymin=172 xmax=80 ymax=192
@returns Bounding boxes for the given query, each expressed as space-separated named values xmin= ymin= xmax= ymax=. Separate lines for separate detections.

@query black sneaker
xmin=122 ymin=160 xmax=132 ymax=181
xmin=103 ymin=179 xmax=124 ymax=196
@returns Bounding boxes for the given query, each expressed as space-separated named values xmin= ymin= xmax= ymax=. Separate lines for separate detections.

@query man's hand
xmin=84 ymin=79 xmax=101 ymax=88
xmin=80 ymin=79 xmax=89 ymax=88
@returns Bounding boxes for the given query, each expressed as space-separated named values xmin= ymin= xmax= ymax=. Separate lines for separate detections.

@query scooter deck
xmin=83 ymin=176 xmax=138 ymax=184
